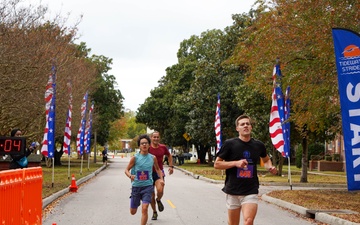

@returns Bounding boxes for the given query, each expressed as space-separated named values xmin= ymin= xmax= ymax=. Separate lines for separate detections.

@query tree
xmin=90 ymin=59 xmax=124 ymax=146
xmin=230 ymin=0 xmax=359 ymax=181
xmin=0 ymin=1 xmax=97 ymax=143
xmin=137 ymin=14 xmax=254 ymax=163
xmin=0 ymin=1 xmax=124 ymax=165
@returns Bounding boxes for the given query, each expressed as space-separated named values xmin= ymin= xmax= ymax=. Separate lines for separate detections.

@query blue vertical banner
xmin=284 ymin=86 xmax=291 ymax=158
xmin=48 ymin=65 xmax=56 ymax=158
xmin=332 ymin=28 xmax=360 ymax=191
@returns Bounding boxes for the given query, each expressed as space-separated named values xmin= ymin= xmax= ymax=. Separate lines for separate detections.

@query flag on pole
xmin=214 ymin=93 xmax=222 ymax=153
xmin=269 ymin=86 xmax=285 ymax=156
xmin=84 ymin=102 xmax=94 ymax=154
xmin=41 ymin=66 xmax=56 ymax=158
xmin=284 ymin=86 xmax=291 ymax=157
xmin=269 ymin=63 xmax=287 ymax=156
xmin=76 ymin=91 xmax=88 ymax=155
xmin=63 ymin=82 xmax=73 ymax=155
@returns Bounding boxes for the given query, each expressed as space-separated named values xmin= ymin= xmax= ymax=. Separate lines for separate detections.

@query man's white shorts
xmin=226 ymin=194 xmax=258 ymax=209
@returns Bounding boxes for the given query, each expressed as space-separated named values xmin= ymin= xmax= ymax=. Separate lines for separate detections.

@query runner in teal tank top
xmin=125 ymin=134 xmax=164 ymax=225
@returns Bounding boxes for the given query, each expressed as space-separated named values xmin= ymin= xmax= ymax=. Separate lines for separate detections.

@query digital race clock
xmin=0 ymin=136 xmax=26 ymax=155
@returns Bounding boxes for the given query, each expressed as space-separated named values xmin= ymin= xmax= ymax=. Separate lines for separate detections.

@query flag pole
xmin=80 ymin=155 xmax=83 ymax=175
xmin=52 ymin=158 xmax=55 ymax=188
xmin=87 ymin=153 xmax=90 ymax=171
xmin=68 ymin=154 xmax=71 ymax=179
xmin=288 ymin=157 xmax=292 ymax=190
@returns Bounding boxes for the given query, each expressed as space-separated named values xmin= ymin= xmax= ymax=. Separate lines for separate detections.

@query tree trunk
xmin=198 ymin=144 xmax=207 ymax=164
xmin=207 ymin=148 xmax=213 ymax=165
xmin=278 ymin=152 xmax=284 ymax=176
xmin=54 ymin=147 xmax=63 ymax=166
xmin=272 ymin=147 xmax=277 ymax=166
xmin=300 ymin=137 xmax=308 ymax=183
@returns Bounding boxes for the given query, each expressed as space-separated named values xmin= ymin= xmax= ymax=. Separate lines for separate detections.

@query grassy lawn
xmin=179 ymin=161 xmax=347 ymax=184
xmin=41 ymin=157 xmax=103 ymax=198
xmin=178 ymin=161 xmax=360 ymax=224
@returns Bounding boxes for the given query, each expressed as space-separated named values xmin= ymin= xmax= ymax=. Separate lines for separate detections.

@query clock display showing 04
xmin=0 ymin=136 xmax=26 ymax=155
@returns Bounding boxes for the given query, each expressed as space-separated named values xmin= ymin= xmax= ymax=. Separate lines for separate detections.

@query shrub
xmin=295 ymin=145 xmax=302 ymax=168
xmin=325 ymin=155 xmax=332 ymax=161
xmin=295 ymin=142 xmax=325 ymax=168
xmin=308 ymin=142 xmax=325 ymax=159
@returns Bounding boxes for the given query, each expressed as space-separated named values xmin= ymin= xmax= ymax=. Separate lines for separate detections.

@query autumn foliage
xmin=0 ymin=1 xmax=98 ymax=141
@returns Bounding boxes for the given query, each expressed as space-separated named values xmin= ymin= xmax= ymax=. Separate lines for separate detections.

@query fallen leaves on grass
xmin=267 ymin=189 xmax=360 ymax=223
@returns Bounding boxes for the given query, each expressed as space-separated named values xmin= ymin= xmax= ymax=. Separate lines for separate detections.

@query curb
xmin=262 ymin=194 xmax=360 ymax=225
xmin=42 ymin=165 xmax=107 ymax=209
xmin=316 ymin=213 xmax=360 ymax=225
xmin=174 ymin=166 xmax=357 ymax=225
xmin=175 ymin=166 xmax=223 ymax=184
xmin=262 ymin=194 xmax=308 ymax=215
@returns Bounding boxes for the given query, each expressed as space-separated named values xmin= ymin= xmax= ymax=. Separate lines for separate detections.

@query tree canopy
xmin=0 ymin=1 xmax=123 ymax=149
xmin=136 ymin=0 xmax=360 ymax=166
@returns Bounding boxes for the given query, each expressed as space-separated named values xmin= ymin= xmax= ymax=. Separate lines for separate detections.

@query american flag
xmin=41 ymin=66 xmax=56 ymax=158
xmin=269 ymin=64 xmax=286 ymax=156
xmin=214 ymin=93 xmax=222 ymax=153
xmin=76 ymin=91 xmax=88 ymax=155
xmin=63 ymin=82 xmax=73 ymax=155
xmin=84 ymin=102 xmax=94 ymax=154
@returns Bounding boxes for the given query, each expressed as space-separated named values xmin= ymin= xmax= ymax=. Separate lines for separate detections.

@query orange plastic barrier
xmin=0 ymin=167 xmax=43 ymax=225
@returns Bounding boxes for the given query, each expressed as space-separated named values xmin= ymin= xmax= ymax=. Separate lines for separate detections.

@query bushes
xmin=295 ymin=142 xmax=325 ymax=168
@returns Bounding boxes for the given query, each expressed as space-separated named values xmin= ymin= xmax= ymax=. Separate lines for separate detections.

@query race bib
xmin=137 ymin=171 xmax=150 ymax=181
xmin=237 ymin=165 xmax=254 ymax=178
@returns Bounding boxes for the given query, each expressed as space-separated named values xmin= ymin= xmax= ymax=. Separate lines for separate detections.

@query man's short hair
xmin=235 ymin=115 xmax=253 ymax=127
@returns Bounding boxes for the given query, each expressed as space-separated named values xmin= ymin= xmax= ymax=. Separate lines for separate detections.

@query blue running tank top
xmin=132 ymin=153 xmax=154 ymax=187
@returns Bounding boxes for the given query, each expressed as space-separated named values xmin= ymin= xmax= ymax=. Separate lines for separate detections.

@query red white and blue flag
xmin=41 ymin=66 xmax=56 ymax=158
xmin=284 ymin=86 xmax=291 ymax=157
xmin=63 ymin=82 xmax=73 ymax=155
xmin=269 ymin=86 xmax=285 ymax=156
xmin=214 ymin=93 xmax=222 ymax=153
xmin=269 ymin=64 xmax=286 ymax=157
xmin=84 ymin=102 xmax=94 ymax=154
xmin=76 ymin=91 xmax=88 ymax=155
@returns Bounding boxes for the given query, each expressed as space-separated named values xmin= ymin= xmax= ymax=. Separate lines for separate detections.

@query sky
xmin=29 ymin=0 xmax=256 ymax=111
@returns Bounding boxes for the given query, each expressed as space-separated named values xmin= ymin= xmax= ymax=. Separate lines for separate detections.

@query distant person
xmin=124 ymin=134 xmax=163 ymax=225
xmin=149 ymin=131 xmax=174 ymax=220
xmin=214 ymin=115 xmax=277 ymax=225
xmin=102 ymin=147 xmax=108 ymax=166
xmin=9 ymin=128 xmax=38 ymax=169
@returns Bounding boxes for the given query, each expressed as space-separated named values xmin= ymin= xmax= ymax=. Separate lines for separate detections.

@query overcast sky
xmin=30 ymin=0 xmax=256 ymax=111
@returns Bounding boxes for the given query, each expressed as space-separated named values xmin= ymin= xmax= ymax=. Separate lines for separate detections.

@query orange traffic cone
xmin=69 ymin=174 xmax=78 ymax=192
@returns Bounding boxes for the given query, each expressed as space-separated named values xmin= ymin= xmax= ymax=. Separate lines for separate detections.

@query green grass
xmin=41 ymin=159 xmax=347 ymax=199
xmin=41 ymin=158 xmax=103 ymax=198
xmin=178 ymin=161 xmax=347 ymax=184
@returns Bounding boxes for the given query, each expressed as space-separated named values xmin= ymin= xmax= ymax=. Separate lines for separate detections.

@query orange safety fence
xmin=0 ymin=167 xmax=43 ymax=225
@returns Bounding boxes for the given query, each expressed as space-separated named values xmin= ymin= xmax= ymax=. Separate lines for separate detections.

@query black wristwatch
xmin=169 ymin=166 xmax=174 ymax=168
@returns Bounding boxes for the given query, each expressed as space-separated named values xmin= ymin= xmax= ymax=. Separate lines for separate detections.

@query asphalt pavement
xmin=42 ymin=156 xmax=358 ymax=225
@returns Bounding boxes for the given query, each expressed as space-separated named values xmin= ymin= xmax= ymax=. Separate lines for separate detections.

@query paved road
xmin=43 ymin=156 xmax=319 ymax=225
